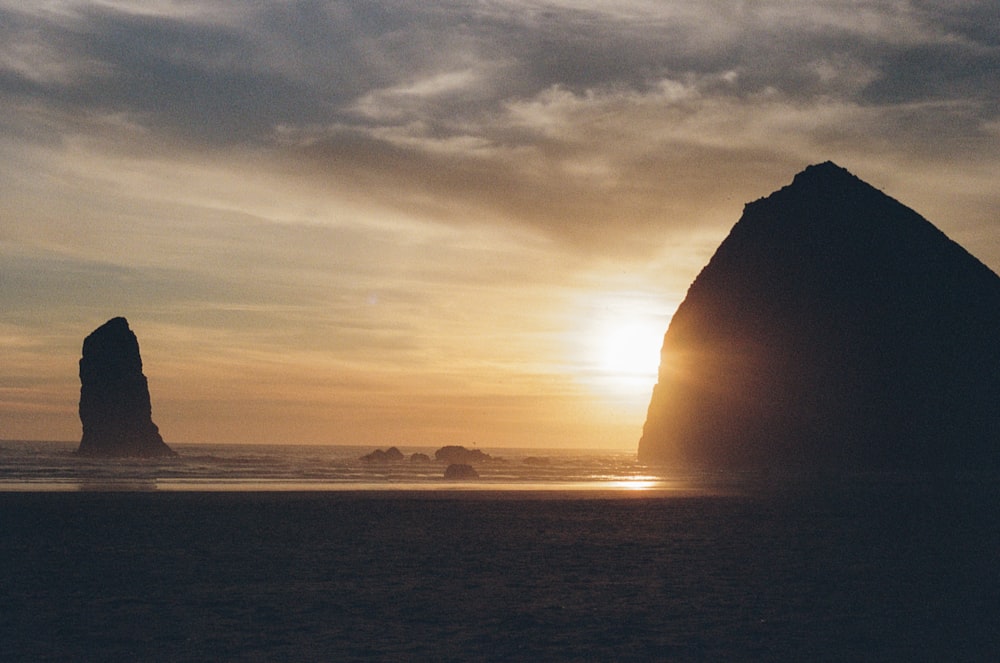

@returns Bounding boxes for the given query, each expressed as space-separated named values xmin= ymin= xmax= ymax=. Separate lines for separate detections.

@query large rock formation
xmin=639 ymin=162 xmax=1000 ymax=474
xmin=77 ymin=317 xmax=175 ymax=457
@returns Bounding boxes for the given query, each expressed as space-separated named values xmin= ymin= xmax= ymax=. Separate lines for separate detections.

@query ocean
xmin=0 ymin=441 xmax=671 ymax=493
xmin=1 ymin=441 xmax=998 ymax=661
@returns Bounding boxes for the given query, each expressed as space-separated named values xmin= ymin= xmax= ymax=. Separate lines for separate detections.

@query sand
xmin=2 ymin=487 xmax=998 ymax=661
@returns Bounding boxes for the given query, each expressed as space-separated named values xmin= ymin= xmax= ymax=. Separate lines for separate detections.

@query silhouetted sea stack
xmin=639 ymin=162 xmax=1000 ymax=475
xmin=77 ymin=317 xmax=174 ymax=457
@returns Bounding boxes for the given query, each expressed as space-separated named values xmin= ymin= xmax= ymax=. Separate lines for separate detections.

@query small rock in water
xmin=361 ymin=447 xmax=405 ymax=463
xmin=435 ymin=445 xmax=492 ymax=464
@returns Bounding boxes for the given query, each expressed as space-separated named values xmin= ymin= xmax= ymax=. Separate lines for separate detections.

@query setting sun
xmin=596 ymin=320 xmax=664 ymax=381
xmin=571 ymin=292 xmax=673 ymax=405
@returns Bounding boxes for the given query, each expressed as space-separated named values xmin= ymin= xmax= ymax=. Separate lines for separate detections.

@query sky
xmin=2 ymin=1 xmax=998 ymax=450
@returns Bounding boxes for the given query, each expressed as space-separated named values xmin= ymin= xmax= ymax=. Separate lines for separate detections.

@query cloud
xmin=6 ymin=2 xmax=996 ymax=111
xmin=3 ymin=3 xmax=995 ymax=162
xmin=4 ymin=0 xmax=996 ymax=268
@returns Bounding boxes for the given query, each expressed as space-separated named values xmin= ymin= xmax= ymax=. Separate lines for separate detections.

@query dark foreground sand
xmin=2 ymin=487 xmax=998 ymax=661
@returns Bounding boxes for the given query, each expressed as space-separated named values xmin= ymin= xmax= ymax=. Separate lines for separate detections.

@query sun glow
xmin=595 ymin=320 xmax=664 ymax=380
xmin=574 ymin=292 xmax=672 ymax=403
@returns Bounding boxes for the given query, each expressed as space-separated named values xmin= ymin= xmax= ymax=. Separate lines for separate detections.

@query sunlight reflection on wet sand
xmin=153 ymin=478 xmax=702 ymax=494
xmin=0 ymin=478 xmax=703 ymax=495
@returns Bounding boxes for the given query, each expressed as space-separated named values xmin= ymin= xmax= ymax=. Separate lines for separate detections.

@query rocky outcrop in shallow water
xmin=361 ymin=447 xmax=405 ymax=463
xmin=435 ymin=446 xmax=492 ymax=464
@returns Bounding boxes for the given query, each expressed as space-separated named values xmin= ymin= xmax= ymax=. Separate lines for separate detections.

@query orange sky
xmin=2 ymin=1 xmax=998 ymax=450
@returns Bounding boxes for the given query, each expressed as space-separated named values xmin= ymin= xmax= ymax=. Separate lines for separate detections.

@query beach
xmin=2 ymin=486 xmax=998 ymax=661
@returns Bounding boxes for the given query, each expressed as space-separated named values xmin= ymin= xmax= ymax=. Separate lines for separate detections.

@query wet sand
xmin=2 ymin=488 xmax=998 ymax=661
